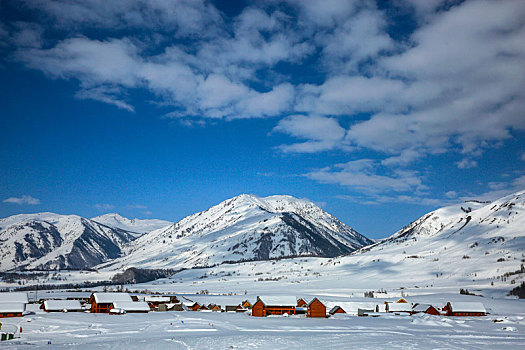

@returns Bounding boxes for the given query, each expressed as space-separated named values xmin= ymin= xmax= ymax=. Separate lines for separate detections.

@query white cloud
xmin=3 ymin=195 xmax=41 ymax=205
xmin=94 ymin=203 xmax=114 ymax=210
xmin=274 ymin=114 xmax=347 ymax=153
xmin=456 ymin=158 xmax=478 ymax=169
xmin=445 ymin=191 xmax=457 ymax=199
xmin=128 ymin=204 xmax=147 ymax=209
xmin=461 ymin=174 xmax=525 ymax=202
xmin=521 ymin=153 xmax=525 ymax=161
xmin=306 ymin=159 xmax=424 ymax=194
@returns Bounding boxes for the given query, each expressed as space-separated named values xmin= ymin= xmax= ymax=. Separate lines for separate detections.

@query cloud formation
xmin=4 ymin=0 xmax=525 ymax=205
xmin=3 ymin=195 xmax=41 ymax=205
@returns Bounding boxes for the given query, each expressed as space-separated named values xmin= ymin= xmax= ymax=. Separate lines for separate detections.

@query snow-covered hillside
xmin=0 ymin=213 xmax=139 ymax=271
xmin=91 ymin=213 xmax=172 ymax=234
xmin=99 ymin=194 xmax=373 ymax=270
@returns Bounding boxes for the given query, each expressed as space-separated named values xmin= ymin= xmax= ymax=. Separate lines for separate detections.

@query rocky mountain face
xmin=98 ymin=194 xmax=373 ymax=270
xmin=0 ymin=213 xmax=139 ymax=271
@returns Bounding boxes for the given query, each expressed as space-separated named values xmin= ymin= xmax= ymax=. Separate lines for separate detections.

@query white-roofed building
xmin=0 ymin=303 xmax=25 ymax=318
xmin=444 ymin=302 xmax=486 ymax=316
xmin=88 ymin=293 xmax=133 ymax=313
xmin=0 ymin=292 xmax=28 ymax=318
xmin=0 ymin=292 xmax=29 ymax=304
xmin=41 ymin=299 xmax=84 ymax=312
xmin=111 ymin=301 xmax=150 ymax=313
xmin=386 ymin=302 xmax=413 ymax=314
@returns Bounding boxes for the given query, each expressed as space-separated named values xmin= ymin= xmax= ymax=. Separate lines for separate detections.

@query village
xmin=0 ymin=290 xmax=491 ymax=342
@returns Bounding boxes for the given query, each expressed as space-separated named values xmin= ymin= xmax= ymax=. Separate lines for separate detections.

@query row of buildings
xmin=250 ymin=296 xmax=487 ymax=318
xmin=0 ymin=292 xmax=487 ymax=318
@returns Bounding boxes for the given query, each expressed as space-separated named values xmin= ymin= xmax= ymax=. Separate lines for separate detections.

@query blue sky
xmin=1 ymin=0 xmax=524 ymax=239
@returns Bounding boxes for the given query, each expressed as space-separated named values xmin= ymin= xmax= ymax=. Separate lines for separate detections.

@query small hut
xmin=329 ymin=306 xmax=346 ymax=315
xmin=412 ymin=303 xmax=440 ymax=316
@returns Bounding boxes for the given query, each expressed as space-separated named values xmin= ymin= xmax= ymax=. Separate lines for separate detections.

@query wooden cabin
xmin=41 ymin=300 xmax=83 ymax=312
xmin=188 ymin=302 xmax=201 ymax=311
xmin=0 ymin=292 xmax=28 ymax=318
xmin=241 ymin=300 xmax=252 ymax=309
xmin=252 ymin=296 xmax=297 ymax=317
xmin=443 ymin=302 xmax=486 ymax=316
xmin=89 ymin=293 xmax=133 ymax=313
xmin=296 ymin=298 xmax=307 ymax=307
xmin=307 ymin=298 xmax=326 ymax=318
xmin=329 ymin=306 xmax=346 ymax=315
xmin=412 ymin=303 xmax=440 ymax=316
xmin=396 ymin=298 xmax=408 ymax=303
xmin=111 ymin=301 xmax=150 ymax=313
xmin=170 ymin=303 xmax=189 ymax=311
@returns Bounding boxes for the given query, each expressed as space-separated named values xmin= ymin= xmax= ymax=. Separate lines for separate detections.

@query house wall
xmin=0 ymin=312 xmax=22 ymax=318
xmin=252 ymin=300 xmax=265 ymax=317
xmin=308 ymin=299 xmax=326 ymax=318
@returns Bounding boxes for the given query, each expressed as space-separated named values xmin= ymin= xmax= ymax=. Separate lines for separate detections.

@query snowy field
xmin=1 ymin=302 xmax=525 ymax=349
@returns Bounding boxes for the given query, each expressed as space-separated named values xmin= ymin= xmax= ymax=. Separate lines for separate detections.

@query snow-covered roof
xmin=258 ymin=296 xmax=297 ymax=306
xmin=0 ymin=303 xmax=25 ymax=313
xmin=144 ymin=296 xmax=171 ymax=303
xmin=387 ymin=302 xmax=413 ymax=312
xmin=112 ymin=301 xmax=150 ymax=312
xmin=448 ymin=302 xmax=486 ymax=313
xmin=44 ymin=300 xmax=83 ymax=311
xmin=93 ymin=293 xmax=132 ymax=304
xmin=324 ymin=301 xmax=377 ymax=315
xmin=0 ymin=292 xmax=29 ymax=304
xmin=412 ymin=303 xmax=433 ymax=312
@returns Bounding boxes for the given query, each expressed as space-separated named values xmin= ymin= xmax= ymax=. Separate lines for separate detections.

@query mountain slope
xmin=0 ymin=213 xmax=139 ymax=271
xmin=91 ymin=213 xmax=172 ymax=234
xmin=99 ymin=194 xmax=373 ymax=270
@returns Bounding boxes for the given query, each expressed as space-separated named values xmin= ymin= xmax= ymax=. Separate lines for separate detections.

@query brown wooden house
xmin=0 ymin=292 xmax=28 ymax=318
xmin=443 ymin=302 xmax=486 ymax=316
xmin=252 ymin=296 xmax=297 ymax=317
xmin=307 ymin=298 xmax=326 ymax=318
xmin=241 ymin=300 xmax=252 ymax=309
xmin=89 ymin=293 xmax=133 ymax=313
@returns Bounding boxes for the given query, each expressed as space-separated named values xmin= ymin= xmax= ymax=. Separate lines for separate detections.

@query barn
xmin=0 ymin=292 xmax=28 ymax=318
xmin=252 ymin=296 xmax=296 ymax=317
xmin=41 ymin=300 xmax=83 ymax=312
xmin=89 ymin=293 xmax=133 ymax=313
xmin=111 ymin=301 xmax=150 ymax=313
xmin=307 ymin=298 xmax=326 ymax=318
xmin=412 ymin=303 xmax=440 ymax=316
xmin=443 ymin=302 xmax=486 ymax=316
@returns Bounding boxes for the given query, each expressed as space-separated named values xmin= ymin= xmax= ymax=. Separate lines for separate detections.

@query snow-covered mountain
xmin=0 ymin=213 xmax=139 ymax=271
xmin=91 ymin=213 xmax=172 ymax=234
xmin=99 ymin=194 xmax=373 ymax=270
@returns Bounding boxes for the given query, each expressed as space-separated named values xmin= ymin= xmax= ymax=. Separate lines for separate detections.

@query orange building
xmin=251 ymin=296 xmax=297 ymax=317
xmin=307 ymin=298 xmax=326 ymax=318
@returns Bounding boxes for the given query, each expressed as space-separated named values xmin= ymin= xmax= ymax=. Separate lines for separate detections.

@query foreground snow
xmin=2 ymin=300 xmax=524 ymax=349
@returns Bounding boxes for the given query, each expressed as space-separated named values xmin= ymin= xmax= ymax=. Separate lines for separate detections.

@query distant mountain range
xmin=1 ymin=190 xmax=524 ymax=285
xmin=0 ymin=195 xmax=372 ymax=271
